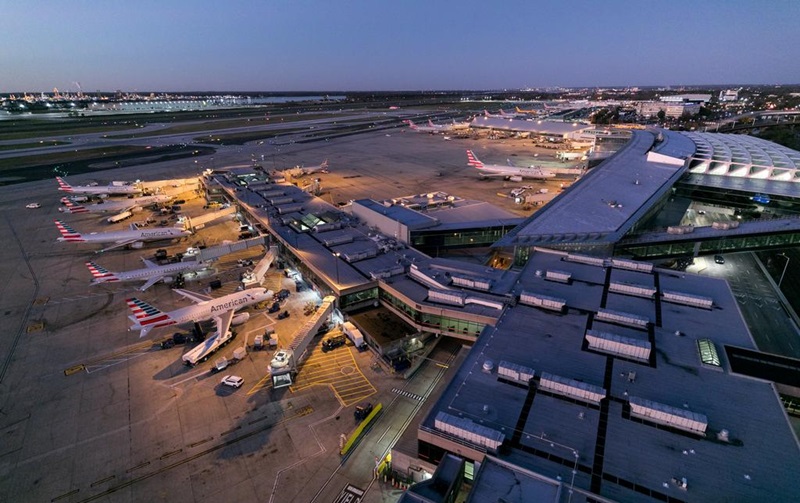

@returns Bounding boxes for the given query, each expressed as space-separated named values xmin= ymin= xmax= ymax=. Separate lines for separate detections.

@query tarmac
xmin=0 ymin=112 xmax=571 ymax=503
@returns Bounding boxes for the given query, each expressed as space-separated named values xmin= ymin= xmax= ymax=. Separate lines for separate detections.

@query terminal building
xmin=202 ymin=125 xmax=800 ymax=501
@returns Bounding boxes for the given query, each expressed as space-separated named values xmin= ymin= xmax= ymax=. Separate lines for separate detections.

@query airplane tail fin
xmin=428 ymin=119 xmax=436 ymax=127
xmin=321 ymin=159 xmax=329 ymax=170
xmin=56 ymin=176 xmax=73 ymax=192
xmin=404 ymin=120 xmax=417 ymax=129
xmin=86 ymin=261 xmax=119 ymax=283
xmin=55 ymin=219 xmax=84 ymax=241
xmin=466 ymin=150 xmax=484 ymax=169
xmin=59 ymin=200 xmax=88 ymax=214
xmin=126 ymin=297 xmax=172 ymax=337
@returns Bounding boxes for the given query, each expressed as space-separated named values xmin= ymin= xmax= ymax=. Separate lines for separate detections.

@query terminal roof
xmin=420 ymin=248 xmax=800 ymax=501
xmin=494 ymin=130 xmax=694 ymax=248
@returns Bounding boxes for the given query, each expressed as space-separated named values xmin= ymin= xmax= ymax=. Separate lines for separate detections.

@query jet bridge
xmin=182 ymin=206 xmax=237 ymax=231
xmin=270 ymin=296 xmax=336 ymax=388
xmin=196 ymin=236 xmax=267 ymax=262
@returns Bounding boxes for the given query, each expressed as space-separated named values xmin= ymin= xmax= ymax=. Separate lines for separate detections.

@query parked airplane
xmin=55 ymin=219 xmax=191 ymax=253
xmin=483 ymin=109 xmax=521 ymax=120
xmin=127 ymin=287 xmax=272 ymax=338
xmin=86 ymin=257 xmax=212 ymax=291
xmin=58 ymin=194 xmax=173 ymax=215
xmin=295 ymin=159 xmax=329 ymax=176
xmin=57 ymin=176 xmax=142 ymax=196
xmin=515 ymin=106 xmax=542 ymax=115
xmin=466 ymin=150 xmax=556 ymax=181
xmin=427 ymin=119 xmax=471 ymax=132
xmin=403 ymin=119 xmax=440 ymax=134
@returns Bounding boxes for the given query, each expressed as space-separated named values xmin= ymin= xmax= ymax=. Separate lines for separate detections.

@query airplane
xmin=294 ymin=159 xmax=329 ymax=176
xmin=515 ymin=106 xmax=542 ymax=115
xmin=86 ymin=257 xmax=213 ymax=291
xmin=54 ymin=219 xmax=191 ymax=253
xmin=58 ymin=194 xmax=173 ymax=215
xmin=483 ymin=109 xmax=520 ymax=120
xmin=127 ymin=287 xmax=273 ymax=338
xmin=427 ymin=119 xmax=471 ymax=132
xmin=466 ymin=150 xmax=556 ymax=181
xmin=403 ymin=119 xmax=440 ymax=134
xmin=56 ymin=176 xmax=142 ymax=196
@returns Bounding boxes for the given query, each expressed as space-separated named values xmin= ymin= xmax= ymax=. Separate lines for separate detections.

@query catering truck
xmin=182 ymin=330 xmax=236 ymax=366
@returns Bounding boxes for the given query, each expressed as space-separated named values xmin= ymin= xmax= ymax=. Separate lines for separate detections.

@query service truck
xmin=342 ymin=321 xmax=365 ymax=349
xmin=182 ymin=330 xmax=236 ymax=366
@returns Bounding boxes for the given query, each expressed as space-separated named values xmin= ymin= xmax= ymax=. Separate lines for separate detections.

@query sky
xmin=3 ymin=0 xmax=800 ymax=93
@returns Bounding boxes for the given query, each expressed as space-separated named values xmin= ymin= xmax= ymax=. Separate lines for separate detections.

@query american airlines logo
xmin=210 ymin=296 xmax=250 ymax=313
xmin=141 ymin=230 xmax=181 ymax=238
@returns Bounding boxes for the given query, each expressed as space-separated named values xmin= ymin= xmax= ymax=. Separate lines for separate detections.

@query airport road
xmin=688 ymin=252 xmax=800 ymax=358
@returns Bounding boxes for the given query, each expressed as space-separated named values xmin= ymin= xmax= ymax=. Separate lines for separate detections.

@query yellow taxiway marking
xmin=246 ymin=372 xmax=274 ymax=396
xmin=291 ymin=348 xmax=376 ymax=407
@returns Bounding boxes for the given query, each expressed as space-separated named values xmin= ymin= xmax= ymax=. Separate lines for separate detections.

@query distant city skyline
xmin=4 ymin=0 xmax=799 ymax=93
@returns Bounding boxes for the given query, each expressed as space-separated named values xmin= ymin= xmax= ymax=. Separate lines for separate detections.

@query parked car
xmin=714 ymin=255 xmax=725 ymax=264
xmin=26 ymin=202 xmax=41 ymax=209
xmin=275 ymin=289 xmax=290 ymax=301
xmin=220 ymin=375 xmax=244 ymax=388
xmin=268 ymin=302 xmax=281 ymax=313
xmin=277 ymin=310 xmax=290 ymax=320
xmin=354 ymin=403 xmax=374 ymax=421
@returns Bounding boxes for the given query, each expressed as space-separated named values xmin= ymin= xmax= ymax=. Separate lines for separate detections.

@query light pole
xmin=333 ymin=252 xmax=340 ymax=287
xmin=779 ymin=253 xmax=790 ymax=288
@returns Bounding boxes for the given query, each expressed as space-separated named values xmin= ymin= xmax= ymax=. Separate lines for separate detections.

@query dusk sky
xmin=4 ymin=0 xmax=800 ymax=93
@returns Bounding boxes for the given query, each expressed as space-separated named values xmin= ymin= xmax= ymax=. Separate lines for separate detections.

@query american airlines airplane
xmin=58 ymin=194 xmax=173 ymax=215
xmin=466 ymin=150 xmax=556 ymax=181
xmin=86 ymin=258 xmax=212 ymax=291
xmin=296 ymin=159 xmax=329 ymax=175
xmin=127 ymin=287 xmax=272 ymax=338
xmin=57 ymin=176 xmax=142 ymax=196
xmin=403 ymin=119 xmax=440 ymax=134
xmin=426 ymin=119 xmax=471 ymax=132
xmin=55 ymin=219 xmax=191 ymax=252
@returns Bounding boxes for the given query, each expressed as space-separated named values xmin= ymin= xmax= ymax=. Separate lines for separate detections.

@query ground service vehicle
xmin=322 ymin=334 xmax=346 ymax=352
xmin=182 ymin=330 xmax=236 ymax=366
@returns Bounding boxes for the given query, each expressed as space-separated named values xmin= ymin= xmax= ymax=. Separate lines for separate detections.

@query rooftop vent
xmin=482 ymin=359 xmax=494 ymax=372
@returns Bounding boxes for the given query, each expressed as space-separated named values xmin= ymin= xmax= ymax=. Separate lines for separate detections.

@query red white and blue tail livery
xmin=86 ymin=261 xmax=119 ymax=283
xmin=126 ymin=297 xmax=176 ymax=337
xmin=55 ymin=219 xmax=85 ymax=242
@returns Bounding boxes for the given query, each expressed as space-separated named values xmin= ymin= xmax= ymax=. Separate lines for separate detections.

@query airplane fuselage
xmin=59 ymin=227 xmax=189 ymax=244
xmin=136 ymin=288 xmax=271 ymax=330
xmin=91 ymin=260 xmax=207 ymax=285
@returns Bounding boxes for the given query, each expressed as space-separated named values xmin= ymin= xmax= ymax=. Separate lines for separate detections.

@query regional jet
xmin=86 ymin=257 xmax=212 ymax=291
xmin=466 ymin=150 xmax=556 ymax=181
xmin=56 ymin=176 xmax=142 ymax=196
xmin=54 ymin=219 xmax=191 ymax=253
xmin=58 ymin=194 xmax=173 ymax=215
xmin=403 ymin=120 xmax=440 ymax=134
xmin=426 ymin=119 xmax=471 ymax=132
xmin=127 ymin=287 xmax=272 ymax=338
xmin=296 ymin=159 xmax=329 ymax=176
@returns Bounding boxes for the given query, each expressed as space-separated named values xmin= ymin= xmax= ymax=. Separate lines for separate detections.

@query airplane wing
xmin=141 ymin=258 xmax=158 ymax=268
xmin=212 ymin=309 xmax=235 ymax=339
xmin=129 ymin=222 xmax=139 ymax=231
xmin=139 ymin=275 xmax=165 ymax=292
xmin=97 ymin=239 xmax=140 ymax=253
xmin=173 ymin=288 xmax=213 ymax=303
